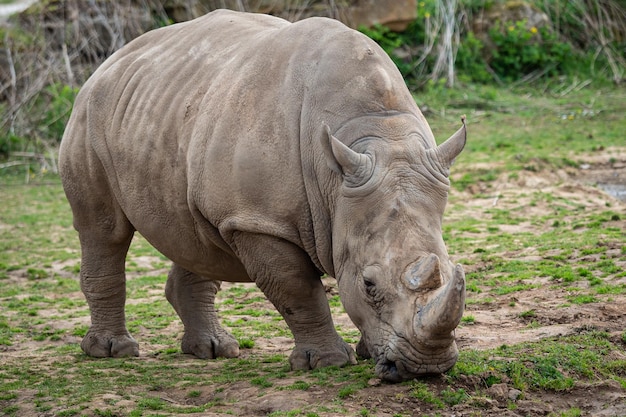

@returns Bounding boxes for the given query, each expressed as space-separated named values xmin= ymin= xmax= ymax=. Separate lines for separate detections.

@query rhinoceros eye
xmin=364 ymin=278 xmax=376 ymax=297
xmin=362 ymin=266 xmax=384 ymax=304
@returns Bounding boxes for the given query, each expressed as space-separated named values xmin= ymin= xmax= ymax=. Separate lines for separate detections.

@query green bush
xmin=0 ymin=83 xmax=77 ymax=159
xmin=488 ymin=20 xmax=573 ymax=82
xmin=37 ymin=83 xmax=79 ymax=143
xmin=358 ymin=0 xmax=624 ymax=86
xmin=0 ymin=131 xmax=21 ymax=158
xmin=456 ymin=31 xmax=492 ymax=83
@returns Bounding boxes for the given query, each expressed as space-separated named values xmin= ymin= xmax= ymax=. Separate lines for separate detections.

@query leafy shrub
xmin=0 ymin=83 xmax=77 ymax=161
xmin=456 ymin=31 xmax=492 ymax=83
xmin=0 ymin=131 xmax=21 ymax=158
xmin=359 ymin=0 xmax=625 ymax=86
xmin=488 ymin=20 xmax=572 ymax=82
xmin=39 ymin=83 xmax=79 ymax=143
xmin=538 ymin=0 xmax=626 ymax=82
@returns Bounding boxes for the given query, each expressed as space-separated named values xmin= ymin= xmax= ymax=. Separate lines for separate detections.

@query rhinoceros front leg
xmin=165 ymin=264 xmax=240 ymax=359
xmin=231 ymin=232 xmax=357 ymax=370
xmin=78 ymin=232 xmax=139 ymax=358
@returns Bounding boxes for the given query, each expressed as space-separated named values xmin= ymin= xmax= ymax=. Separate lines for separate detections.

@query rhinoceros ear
xmin=320 ymin=122 xmax=373 ymax=185
xmin=436 ymin=115 xmax=467 ymax=169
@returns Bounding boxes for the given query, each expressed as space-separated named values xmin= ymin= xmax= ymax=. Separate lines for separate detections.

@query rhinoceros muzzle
xmin=374 ymin=261 xmax=466 ymax=382
xmin=375 ymin=342 xmax=459 ymax=382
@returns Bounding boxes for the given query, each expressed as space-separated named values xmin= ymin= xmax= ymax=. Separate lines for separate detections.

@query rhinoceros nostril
xmin=374 ymin=359 xmax=402 ymax=382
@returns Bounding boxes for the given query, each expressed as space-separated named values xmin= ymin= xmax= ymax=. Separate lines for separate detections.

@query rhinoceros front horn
xmin=415 ymin=264 xmax=465 ymax=337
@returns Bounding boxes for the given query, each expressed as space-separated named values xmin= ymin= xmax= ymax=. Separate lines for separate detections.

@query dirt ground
xmin=2 ymin=149 xmax=625 ymax=417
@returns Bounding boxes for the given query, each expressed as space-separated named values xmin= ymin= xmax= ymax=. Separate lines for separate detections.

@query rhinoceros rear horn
xmin=320 ymin=122 xmax=374 ymax=186
xmin=405 ymin=254 xmax=442 ymax=291
xmin=436 ymin=115 xmax=467 ymax=169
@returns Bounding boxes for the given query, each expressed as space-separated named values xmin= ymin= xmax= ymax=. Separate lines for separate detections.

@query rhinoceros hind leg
xmin=73 ymin=202 xmax=138 ymax=358
xmin=165 ymin=264 xmax=239 ymax=359
xmin=79 ymin=264 xmax=139 ymax=358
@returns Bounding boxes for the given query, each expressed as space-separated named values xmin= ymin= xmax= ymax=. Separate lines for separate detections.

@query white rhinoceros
xmin=59 ymin=9 xmax=467 ymax=382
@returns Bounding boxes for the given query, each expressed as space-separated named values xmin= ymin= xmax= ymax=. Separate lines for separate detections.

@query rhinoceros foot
xmin=289 ymin=338 xmax=357 ymax=370
xmin=81 ymin=329 xmax=139 ymax=358
xmin=181 ymin=330 xmax=240 ymax=359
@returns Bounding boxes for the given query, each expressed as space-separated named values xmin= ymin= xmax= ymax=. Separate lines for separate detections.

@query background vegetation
xmin=380 ymin=0 xmax=626 ymax=87
xmin=1 ymin=0 xmax=626 ymax=177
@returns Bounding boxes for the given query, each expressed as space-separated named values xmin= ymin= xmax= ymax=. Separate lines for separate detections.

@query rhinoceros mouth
xmin=374 ymin=353 xmax=458 ymax=382
xmin=374 ymin=359 xmax=403 ymax=382
xmin=373 ymin=339 xmax=459 ymax=382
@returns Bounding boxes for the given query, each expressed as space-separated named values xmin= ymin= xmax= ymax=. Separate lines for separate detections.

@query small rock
xmin=367 ymin=377 xmax=382 ymax=386
xmin=101 ymin=393 xmax=122 ymax=402
xmin=115 ymin=400 xmax=136 ymax=409
xmin=508 ymin=388 xmax=522 ymax=401
xmin=486 ymin=383 xmax=509 ymax=401
xmin=469 ymin=396 xmax=498 ymax=408
xmin=517 ymin=399 xmax=553 ymax=414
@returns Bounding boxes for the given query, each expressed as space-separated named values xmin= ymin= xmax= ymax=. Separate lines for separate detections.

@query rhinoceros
xmin=59 ymin=9 xmax=466 ymax=382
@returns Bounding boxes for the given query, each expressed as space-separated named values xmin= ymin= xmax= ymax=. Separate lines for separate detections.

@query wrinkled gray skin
xmin=59 ymin=9 xmax=467 ymax=382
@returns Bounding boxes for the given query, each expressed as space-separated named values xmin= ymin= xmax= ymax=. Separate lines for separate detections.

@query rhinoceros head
xmin=321 ymin=115 xmax=466 ymax=382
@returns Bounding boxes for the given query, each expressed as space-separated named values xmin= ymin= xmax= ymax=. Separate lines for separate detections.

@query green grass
xmin=450 ymin=331 xmax=626 ymax=391
xmin=425 ymin=84 xmax=624 ymax=165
